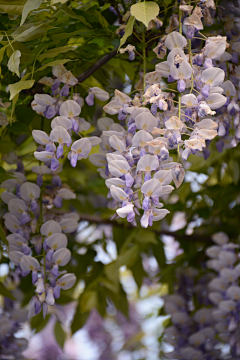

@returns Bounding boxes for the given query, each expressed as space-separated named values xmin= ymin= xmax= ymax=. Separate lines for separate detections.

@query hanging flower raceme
xmin=1 ymin=170 xmax=78 ymax=319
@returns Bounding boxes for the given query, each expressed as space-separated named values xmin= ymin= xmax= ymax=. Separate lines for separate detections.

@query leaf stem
xmin=188 ymin=39 xmax=194 ymax=93
xmin=4 ymin=32 xmax=14 ymax=51
xmin=39 ymin=189 xmax=46 ymax=292
xmin=142 ymin=27 xmax=146 ymax=102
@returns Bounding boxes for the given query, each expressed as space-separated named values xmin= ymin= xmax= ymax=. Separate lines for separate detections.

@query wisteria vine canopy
xmin=0 ymin=0 xmax=240 ymax=359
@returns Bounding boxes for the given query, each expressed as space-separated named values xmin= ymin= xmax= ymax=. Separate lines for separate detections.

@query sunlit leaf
xmin=38 ymin=46 xmax=76 ymax=61
xmin=9 ymin=79 xmax=35 ymax=100
xmin=0 ymin=225 xmax=8 ymax=246
xmin=130 ymin=1 xmax=159 ymax=27
xmin=35 ymin=58 xmax=72 ymax=72
xmin=0 ymin=283 xmax=15 ymax=300
xmin=54 ymin=322 xmax=66 ymax=349
xmin=20 ymin=0 xmax=42 ymax=26
xmin=7 ymin=50 xmax=21 ymax=77
xmin=0 ymin=0 xmax=27 ymax=15
xmin=119 ymin=15 xmax=135 ymax=49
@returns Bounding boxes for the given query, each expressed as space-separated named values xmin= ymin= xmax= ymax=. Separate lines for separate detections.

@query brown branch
xmin=77 ymin=49 xmax=118 ymax=83
xmin=68 ymin=211 xmax=211 ymax=242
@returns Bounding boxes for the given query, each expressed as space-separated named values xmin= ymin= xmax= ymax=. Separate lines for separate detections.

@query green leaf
xmin=9 ymin=79 xmax=35 ymax=100
xmin=0 ymin=225 xmax=8 ymax=246
xmin=7 ymin=50 xmax=21 ymax=77
xmin=0 ymin=0 xmax=27 ymax=15
xmin=60 ymin=4 xmax=92 ymax=28
xmin=7 ymin=42 xmax=33 ymax=63
xmin=10 ymin=93 xmax=19 ymax=125
xmin=0 ymin=46 xmax=7 ymax=63
xmin=80 ymin=291 xmax=98 ymax=312
xmin=119 ymin=15 xmax=135 ymax=49
xmin=38 ymin=46 xmax=76 ymax=61
xmin=71 ymin=305 xmax=89 ymax=334
xmin=12 ymin=24 xmax=52 ymax=42
xmin=54 ymin=322 xmax=66 ymax=349
xmin=36 ymin=58 xmax=71 ymax=72
xmin=51 ymin=0 xmax=68 ymax=4
xmin=30 ymin=313 xmax=50 ymax=332
xmin=21 ymin=0 xmax=42 ymax=26
xmin=229 ymin=159 xmax=239 ymax=185
xmin=130 ymin=255 xmax=145 ymax=289
xmin=0 ymin=170 xmax=15 ymax=183
xmin=0 ymin=283 xmax=16 ymax=300
xmin=130 ymin=1 xmax=159 ymax=27
xmin=8 ymin=121 xmax=28 ymax=134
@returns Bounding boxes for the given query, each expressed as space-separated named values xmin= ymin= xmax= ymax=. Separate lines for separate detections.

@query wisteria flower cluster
xmin=32 ymin=64 xmax=109 ymax=170
xmin=0 ymin=296 xmax=28 ymax=359
xmin=163 ymin=232 xmax=240 ymax=359
xmin=29 ymin=0 xmax=240 ymax=230
xmin=1 ymin=167 xmax=78 ymax=319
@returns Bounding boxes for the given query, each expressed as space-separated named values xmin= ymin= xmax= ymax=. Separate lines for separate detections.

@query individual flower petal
xmin=170 ymin=59 xmax=192 ymax=80
xmin=116 ymin=203 xmax=134 ymax=218
xmin=52 ymin=248 xmax=71 ymax=266
xmin=46 ymin=233 xmax=68 ymax=250
xmin=195 ymin=118 xmax=218 ymax=130
xmin=9 ymin=251 xmax=24 ymax=266
xmin=60 ymin=71 xmax=78 ymax=86
xmin=4 ymin=214 xmax=21 ymax=233
xmin=34 ymin=151 xmax=54 ymax=162
xmin=167 ymin=48 xmax=187 ymax=66
xmin=59 ymin=218 xmax=78 ymax=233
xmin=50 ymin=126 xmax=71 ymax=145
xmin=109 ymin=135 xmax=126 ymax=152
xmin=105 ymin=178 xmax=126 ymax=189
xmin=181 ymin=94 xmax=198 ymax=107
xmin=41 ymin=220 xmax=62 ymax=237
xmin=110 ymin=185 xmax=128 ymax=201
xmin=97 ymin=117 xmax=114 ymax=131
xmin=132 ymin=130 xmax=153 ymax=147
xmin=20 ymin=182 xmax=40 ymax=201
xmin=58 ymin=273 xmax=76 ymax=290
xmin=155 ymin=61 xmax=170 ymax=77
xmin=206 ymin=93 xmax=226 ymax=109
xmin=59 ymin=100 xmax=81 ymax=118
xmin=8 ymin=198 xmax=28 ymax=217
xmin=56 ymin=188 xmax=76 ymax=199
xmin=165 ymin=116 xmax=184 ymax=131
xmin=201 ymin=67 xmax=225 ymax=87
xmin=89 ymin=153 xmax=107 ymax=167
xmin=71 ymin=138 xmax=92 ymax=158
xmin=137 ymin=155 xmax=159 ymax=172
xmin=165 ymin=31 xmax=187 ymax=50
xmin=20 ymin=255 xmax=40 ymax=272
xmin=135 ymin=112 xmax=158 ymax=132
xmin=31 ymin=165 xmax=52 ymax=175
xmin=51 ymin=116 xmax=72 ymax=130
xmin=153 ymin=170 xmax=173 ymax=185
xmin=1 ymin=191 xmax=17 ymax=204
xmin=211 ymin=232 xmax=229 ymax=245
xmin=108 ymin=160 xmax=130 ymax=177
xmin=141 ymin=178 xmax=162 ymax=197
xmin=32 ymin=130 xmax=50 ymax=145
xmin=152 ymin=208 xmax=170 ymax=221
xmin=90 ymin=87 xmax=109 ymax=101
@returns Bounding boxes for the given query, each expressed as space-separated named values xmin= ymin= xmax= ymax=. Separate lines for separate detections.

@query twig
xmin=77 ymin=49 xmax=118 ymax=83
xmin=50 ymin=209 xmax=211 ymax=242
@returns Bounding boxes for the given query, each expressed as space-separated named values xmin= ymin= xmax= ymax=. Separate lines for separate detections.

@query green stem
xmin=179 ymin=7 xmax=182 ymax=35
xmin=4 ymin=32 xmax=14 ymax=51
xmin=39 ymin=190 xmax=46 ymax=292
xmin=188 ymin=39 xmax=194 ymax=93
xmin=142 ymin=29 xmax=146 ymax=102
